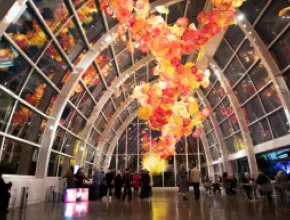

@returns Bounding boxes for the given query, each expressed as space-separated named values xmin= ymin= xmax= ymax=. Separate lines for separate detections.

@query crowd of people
xmin=200 ymin=170 xmax=290 ymax=203
xmin=63 ymin=167 xmax=154 ymax=202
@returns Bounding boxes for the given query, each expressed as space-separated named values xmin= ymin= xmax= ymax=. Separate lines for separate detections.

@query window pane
xmin=175 ymin=155 xmax=186 ymax=171
xmin=113 ymin=37 xmax=126 ymax=55
xmin=215 ymin=82 xmax=225 ymax=99
xmin=116 ymin=50 xmax=132 ymax=73
xmin=0 ymin=38 xmax=31 ymax=94
xmin=239 ymin=0 xmax=268 ymax=24
xmin=168 ymin=2 xmax=185 ymax=24
xmin=68 ymin=112 xmax=86 ymax=134
xmin=134 ymin=49 xmax=147 ymax=62
xmin=127 ymin=124 xmax=137 ymax=154
xmin=9 ymin=104 xmax=47 ymax=143
xmin=283 ymin=69 xmax=290 ymax=90
xmin=33 ymin=0 xmax=69 ymax=33
xmin=60 ymin=132 xmax=79 ymax=156
xmin=207 ymin=89 xmax=221 ymax=108
xmin=224 ymin=25 xmax=245 ymax=50
xmin=95 ymin=114 xmax=107 ymax=133
xmin=230 ymin=114 xmax=240 ymax=132
xmin=76 ymin=0 xmax=105 ymax=43
xmin=237 ymin=40 xmax=257 ymax=70
xmin=214 ymin=40 xmax=233 ymax=69
xmin=1 ymin=138 xmax=39 ymax=175
xmin=224 ymin=56 xmax=245 ymax=86
xmin=7 ymin=6 xmax=49 ymax=61
xmin=235 ymin=75 xmax=255 ymax=103
xmin=57 ymin=19 xmax=86 ymax=63
xmin=77 ymin=92 xmax=95 ymax=117
xmin=220 ymin=119 xmax=233 ymax=137
xmin=255 ymin=0 xmax=290 ymax=45
xmin=270 ymin=29 xmax=290 ymax=70
xmin=248 ymin=62 xmax=270 ymax=90
xmin=88 ymin=129 xmax=100 ymax=147
xmin=47 ymin=152 xmax=74 ymax=177
xmin=250 ymin=119 xmax=272 ymax=145
xmin=268 ymin=110 xmax=289 ymax=138
xmin=176 ymin=138 xmax=185 ymax=154
xmin=0 ymin=91 xmax=15 ymax=132
xmin=243 ymin=97 xmax=265 ymax=123
xmin=225 ymin=136 xmax=236 ymax=154
xmin=259 ymin=84 xmax=281 ymax=113
xmin=20 ymin=71 xmax=58 ymax=114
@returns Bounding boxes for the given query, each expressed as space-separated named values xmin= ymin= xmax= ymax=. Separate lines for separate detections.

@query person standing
xmin=123 ymin=169 xmax=133 ymax=201
xmin=92 ymin=167 xmax=102 ymax=200
xmin=74 ymin=168 xmax=86 ymax=188
xmin=133 ymin=171 xmax=141 ymax=196
xmin=149 ymin=171 xmax=154 ymax=198
xmin=105 ymin=168 xmax=114 ymax=201
xmin=256 ymin=171 xmax=273 ymax=203
xmin=62 ymin=167 xmax=75 ymax=188
xmin=0 ymin=168 xmax=12 ymax=213
xmin=114 ymin=170 xmax=123 ymax=200
xmin=141 ymin=170 xmax=151 ymax=198
xmin=190 ymin=164 xmax=200 ymax=200
xmin=177 ymin=165 xmax=189 ymax=200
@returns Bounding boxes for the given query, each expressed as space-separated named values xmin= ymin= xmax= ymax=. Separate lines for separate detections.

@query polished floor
xmin=2 ymin=188 xmax=290 ymax=220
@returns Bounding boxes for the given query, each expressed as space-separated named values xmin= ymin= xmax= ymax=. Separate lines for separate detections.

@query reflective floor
xmin=2 ymin=188 xmax=290 ymax=220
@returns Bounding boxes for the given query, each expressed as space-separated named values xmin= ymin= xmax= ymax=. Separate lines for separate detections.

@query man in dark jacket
xmin=123 ymin=169 xmax=132 ymax=201
xmin=0 ymin=168 xmax=12 ymax=213
xmin=105 ymin=168 xmax=114 ymax=201
xmin=256 ymin=171 xmax=273 ymax=202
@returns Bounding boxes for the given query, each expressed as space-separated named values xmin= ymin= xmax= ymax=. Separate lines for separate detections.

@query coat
xmin=178 ymin=169 xmax=189 ymax=193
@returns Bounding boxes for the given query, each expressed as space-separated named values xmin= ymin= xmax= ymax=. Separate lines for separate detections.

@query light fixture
xmin=236 ymin=14 xmax=244 ymax=22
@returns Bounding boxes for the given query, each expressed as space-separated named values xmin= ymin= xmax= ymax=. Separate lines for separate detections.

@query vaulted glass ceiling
xmin=0 ymin=0 xmax=289 ymax=178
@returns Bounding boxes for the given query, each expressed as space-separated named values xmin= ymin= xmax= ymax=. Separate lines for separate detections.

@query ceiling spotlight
xmin=236 ymin=14 xmax=244 ymax=22
xmin=105 ymin=35 xmax=112 ymax=42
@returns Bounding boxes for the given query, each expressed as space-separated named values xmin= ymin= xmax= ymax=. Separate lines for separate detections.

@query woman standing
xmin=114 ymin=170 xmax=123 ymax=200
xmin=177 ymin=164 xmax=189 ymax=200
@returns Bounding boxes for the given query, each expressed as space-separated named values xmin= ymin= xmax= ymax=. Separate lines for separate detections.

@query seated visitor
xmin=0 ymin=168 xmax=12 ymax=213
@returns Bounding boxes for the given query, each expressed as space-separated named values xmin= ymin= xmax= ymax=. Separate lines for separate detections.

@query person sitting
xmin=230 ymin=175 xmax=238 ymax=195
xmin=213 ymin=176 xmax=221 ymax=195
xmin=0 ymin=168 xmax=12 ymax=213
xmin=203 ymin=176 xmax=212 ymax=195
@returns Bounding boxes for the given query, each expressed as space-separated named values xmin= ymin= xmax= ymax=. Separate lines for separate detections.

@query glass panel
xmin=119 ymin=110 xmax=128 ymax=123
xmin=103 ymin=101 xmax=114 ymax=120
xmin=60 ymin=104 xmax=75 ymax=127
xmin=167 ymin=2 xmax=185 ymax=24
xmin=47 ymin=152 xmax=74 ymax=177
xmin=118 ymin=131 xmax=126 ymax=154
xmin=90 ymin=81 xmax=106 ymax=102
xmin=230 ymin=114 xmax=240 ymax=132
xmin=214 ymin=40 xmax=233 ymax=69
xmin=239 ymin=0 xmax=268 ymax=24
xmin=268 ymin=109 xmax=289 ymax=138
xmin=250 ymin=119 xmax=272 ymax=145
xmin=220 ymin=119 xmax=233 ymax=137
xmin=175 ymin=138 xmax=185 ymax=154
xmin=116 ymin=50 xmax=132 ymax=73
xmin=0 ymin=38 xmax=31 ymax=94
xmin=127 ymin=155 xmax=138 ymax=171
xmin=52 ymin=127 xmax=66 ymax=152
xmin=72 ymin=0 xmax=86 ymax=8
xmin=77 ymin=92 xmax=95 ymax=117
xmin=20 ymin=71 xmax=58 ymax=114
xmin=235 ymin=75 xmax=256 ymax=103
xmin=114 ymin=118 xmax=122 ymax=131
xmin=109 ymin=155 xmax=116 ymax=170
xmin=118 ymin=155 xmax=126 ymax=171
xmin=0 ymin=91 xmax=15 ymax=132
xmin=76 ymin=0 xmax=105 ymax=43
xmin=237 ymin=40 xmax=257 ymax=70
xmin=224 ymin=25 xmax=245 ymax=50
xmin=225 ymin=136 xmax=236 ymax=154
xmin=187 ymin=136 xmax=198 ymax=154
xmin=9 ymin=104 xmax=47 ymax=143
xmin=33 ymin=0 xmax=69 ymax=33
xmin=61 ymin=132 xmax=79 ymax=156
xmin=203 ymin=119 xmax=212 ymax=134
xmin=95 ymin=114 xmax=107 ymax=133
xmin=67 ymin=112 xmax=86 ymax=134
xmin=270 ymin=29 xmax=290 ymax=70
xmin=283 ymin=69 xmax=290 ymax=91
xmin=106 ymin=13 xmax=118 ymax=29
xmin=214 ymin=82 xmax=225 ymax=99
xmin=56 ymin=18 xmax=86 ymax=63
xmin=113 ymin=37 xmax=126 ymax=55
xmin=235 ymin=132 xmax=246 ymax=150
xmin=255 ymin=0 xmax=290 ymax=45
xmin=243 ymin=97 xmax=265 ymax=123
xmin=37 ymin=42 xmax=70 ymax=89
xmin=207 ymin=89 xmax=221 ymax=108
xmin=7 ymin=6 xmax=49 ymax=61
xmin=113 ymin=91 xmax=125 ymax=108
xmin=224 ymin=56 xmax=246 ymax=86
xmin=127 ymin=124 xmax=137 ymax=154
xmin=175 ymin=155 xmax=186 ymax=171
xmin=134 ymin=49 xmax=147 ymax=62
xmin=259 ymin=84 xmax=281 ymax=113
xmin=88 ymin=129 xmax=100 ymax=147
xmin=248 ymin=62 xmax=270 ymax=90
xmin=1 ymin=138 xmax=39 ymax=175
